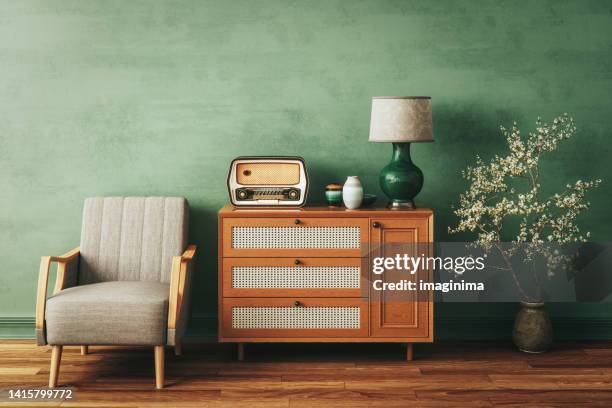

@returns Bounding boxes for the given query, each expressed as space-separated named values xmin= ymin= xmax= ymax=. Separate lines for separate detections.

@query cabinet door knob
xmin=294 ymin=300 xmax=301 ymax=307
xmin=294 ymin=219 xmax=301 ymax=225
xmin=294 ymin=259 xmax=301 ymax=265
xmin=372 ymin=222 xmax=380 ymax=228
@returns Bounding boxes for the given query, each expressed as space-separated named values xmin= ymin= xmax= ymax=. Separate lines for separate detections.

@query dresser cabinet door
xmin=222 ymin=218 xmax=368 ymax=257
xmin=369 ymin=218 xmax=433 ymax=339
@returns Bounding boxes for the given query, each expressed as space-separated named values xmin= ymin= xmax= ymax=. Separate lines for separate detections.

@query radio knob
xmin=294 ymin=219 xmax=301 ymax=225
xmin=288 ymin=189 xmax=298 ymax=199
xmin=372 ymin=222 xmax=380 ymax=228
xmin=294 ymin=300 xmax=301 ymax=307
xmin=294 ymin=259 xmax=301 ymax=265
xmin=238 ymin=190 xmax=247 ymax=199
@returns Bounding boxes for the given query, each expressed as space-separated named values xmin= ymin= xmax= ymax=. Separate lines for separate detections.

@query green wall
xmin=1 ymin=0 xmax=611 ymax=339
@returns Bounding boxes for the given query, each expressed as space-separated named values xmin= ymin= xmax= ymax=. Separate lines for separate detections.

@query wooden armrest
xmin=181 ymin=245 xmax=196 ymax=261
xmin=49 ymin=247 xmax=80 ymax=263
xmin=168 ymin=245 xmax=197 ymax=330
xmin=35 ymin=247 xmax=80 ymax=331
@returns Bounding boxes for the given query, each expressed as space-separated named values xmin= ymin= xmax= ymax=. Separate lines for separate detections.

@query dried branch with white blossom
xmin=449 ymin=114 xmax=601 ymax=300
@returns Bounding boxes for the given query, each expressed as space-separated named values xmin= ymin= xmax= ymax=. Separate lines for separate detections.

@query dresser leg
xmin=154 ymin=346 xmax=165 ymax=389
xmin=406 ymin=343 xmax=414 ymax=361
xmin=237 ymin=343 xmax=245 ymax=361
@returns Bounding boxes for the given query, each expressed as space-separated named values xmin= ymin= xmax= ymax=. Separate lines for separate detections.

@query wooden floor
xmin=0 ymin=340 xmax=611 ymax=407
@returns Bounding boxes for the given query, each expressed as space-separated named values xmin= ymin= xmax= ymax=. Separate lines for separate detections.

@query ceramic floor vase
xmin=512 ymin=301 xmax=553 ymax=353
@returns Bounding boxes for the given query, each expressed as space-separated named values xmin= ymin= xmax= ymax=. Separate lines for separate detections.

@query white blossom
xmin=450 ymin=114 xmax=601 ymax=286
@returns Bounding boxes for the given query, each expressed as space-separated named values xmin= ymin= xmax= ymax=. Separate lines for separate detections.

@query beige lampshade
xmin=369 ymin=96 xmax=433 ymax=142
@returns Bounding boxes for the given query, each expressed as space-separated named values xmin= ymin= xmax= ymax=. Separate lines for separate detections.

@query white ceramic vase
xmin=342 ymin=176 xmax=363 ymax=209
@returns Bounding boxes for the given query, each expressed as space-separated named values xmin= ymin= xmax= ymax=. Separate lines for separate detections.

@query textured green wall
xmin=1 ymin=0 xmax=611 ymax=338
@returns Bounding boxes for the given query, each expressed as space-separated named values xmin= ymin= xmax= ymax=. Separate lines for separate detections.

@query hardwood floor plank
xmin=346 ymin=375 xmax=496 ymax=392
xmin=489 ymin=374 xmax=612 ymax=390
xmin=0 ymin=401 xmax=62 ymax=407
xmin=419 ymin=360 xmax=531 ymax=375
xmin=271 ymin=365 xmax=421 ymax=381
xmin=290 ymin=395 xmax=491 ymax=408
xmin=0 ymin=340 xmax=610 ymax=407
xmin=61 ymin=391 xmax=291 ymax=407
xmin=0 ymin=367 xmax=39 ymax=375
xmin=484 ymin=389 xmax=612 ymax=404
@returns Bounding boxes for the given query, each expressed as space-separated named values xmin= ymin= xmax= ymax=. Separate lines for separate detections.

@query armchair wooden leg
xmin=49 ymin=346 xmax=63 ymax=388
xmin=80 ymin=346 xmax=88 ymax=355
xmin=174 ymin=342 xmax=182 ymax=357
xmin=154 ymin=346 xmax=165 ymax=389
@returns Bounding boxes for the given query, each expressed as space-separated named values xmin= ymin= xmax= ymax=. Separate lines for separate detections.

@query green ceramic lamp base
xmin=379 ymin=142 xmax=423 ymax=210
xmin=387 ymin=200 xmax=415 ymax=209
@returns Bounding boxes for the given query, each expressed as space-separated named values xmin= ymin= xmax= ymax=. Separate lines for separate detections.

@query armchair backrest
xmin=79 ymin=197 xmax=189 ymax=284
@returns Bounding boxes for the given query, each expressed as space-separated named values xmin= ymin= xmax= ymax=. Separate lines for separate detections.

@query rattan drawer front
xmin=221 ymin=298 xmax=368 ymax=338
xmin=233 ymin=307 xmax=359 ymax=329
xmin=233 ymin=227 xmax=359 ymax=249
xmin=233 ymin=266 xmax=358 ymax=288
xmin=223 ymin=258 xmax=366 ymax=297
xmin=222 ymin=218 xmax=368 ymax=257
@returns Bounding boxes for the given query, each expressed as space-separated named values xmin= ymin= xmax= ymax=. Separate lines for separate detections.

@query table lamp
xmin=369 ymin=96 xmax=433 ymax=209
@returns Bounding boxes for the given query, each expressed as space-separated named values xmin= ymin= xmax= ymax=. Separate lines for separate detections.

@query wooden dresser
xmin=218 ymin=204 xmax=433 ymax=360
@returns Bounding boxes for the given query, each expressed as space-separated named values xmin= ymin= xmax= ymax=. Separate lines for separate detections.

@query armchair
xmin=36 ymin=197 xmax=196 ymax=389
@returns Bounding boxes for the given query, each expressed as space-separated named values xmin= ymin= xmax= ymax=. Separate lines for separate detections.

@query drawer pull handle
xmin=294 ymin=259 xmax=301 ymax=265
xmin=294 ymin=300 xmax=301 ymax=307
xmin=294 ymin=219 xmax=301 ymax=225
xmin=372 ymin=221 xmax=380 ymax=228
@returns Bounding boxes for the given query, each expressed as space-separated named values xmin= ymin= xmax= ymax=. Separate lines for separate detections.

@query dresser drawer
xmin=221 ymin=298 xmax=368 ymax=338
xmin=222 ymin=218 xmax=368 ymax=257
xmin=222 ymin=258 xmax=366 ymax=297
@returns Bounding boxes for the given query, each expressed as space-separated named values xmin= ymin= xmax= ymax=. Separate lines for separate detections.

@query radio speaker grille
xmin=236 ymin=163 xmax=300 ymax=185
xmin=232 ymin=227 xmax=360 ymax=249
xmin=232 ymin=266 xmax=360 ymax=289
xmin=232 ymin=306 xmax=360 ymax=329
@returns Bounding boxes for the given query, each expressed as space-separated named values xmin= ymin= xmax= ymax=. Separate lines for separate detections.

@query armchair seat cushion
xmin=45 ymin=281 xmax=169 ymax=346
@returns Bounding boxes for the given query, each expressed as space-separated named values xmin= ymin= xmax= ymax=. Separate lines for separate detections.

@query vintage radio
xmin=227 ymin=156 xmax=308 ymax=207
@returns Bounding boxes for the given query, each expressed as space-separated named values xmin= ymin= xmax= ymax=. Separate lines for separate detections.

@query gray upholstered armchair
xmin=35 ymin=197 xmax=196 ymax=389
